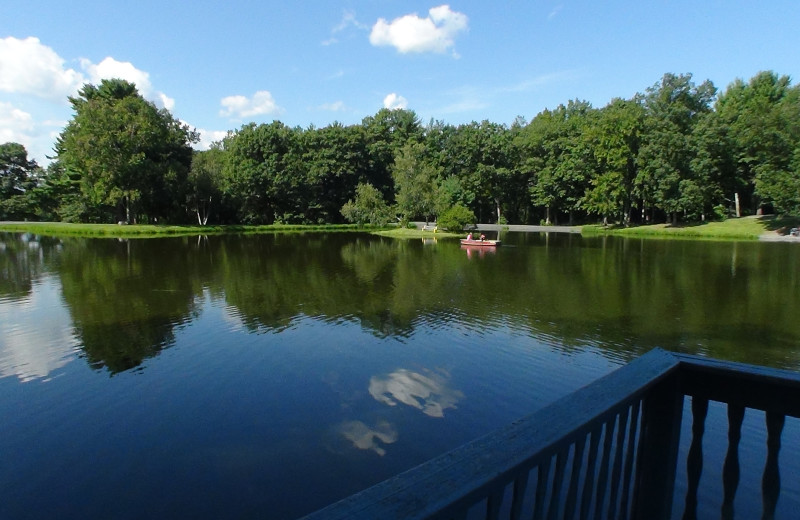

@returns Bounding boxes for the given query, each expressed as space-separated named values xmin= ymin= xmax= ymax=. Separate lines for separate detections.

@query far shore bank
xmin=415 ymin=215 xmax=799 ymax=242
xmin=2 ymin=216 xmax=798 ymax=242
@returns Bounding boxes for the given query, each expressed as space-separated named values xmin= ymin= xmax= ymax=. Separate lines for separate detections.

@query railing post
xmin=632 ymin=373 xmax=684 ymax=519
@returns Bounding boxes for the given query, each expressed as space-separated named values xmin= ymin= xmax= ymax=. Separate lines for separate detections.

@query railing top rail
xmin=674 ymin=352 xmax=800 ymax=417
xmin=672 ymin=352 xmax=800 ymax=384
xmin=300 ymin=348 xmax=681 ymax=520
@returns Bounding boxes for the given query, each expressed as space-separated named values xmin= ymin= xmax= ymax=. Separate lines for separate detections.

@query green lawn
xmin=0 ymin=221 xmax=390 ymax=238
xmin=581 ymin=215 xmax=799 ymax=240
xmin=371 ymin=227 xmax=463 ymax=239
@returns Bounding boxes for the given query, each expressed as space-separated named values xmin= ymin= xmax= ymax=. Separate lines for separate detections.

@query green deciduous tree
xmin=302 ymin=123 xmax=370 ymax=223
xmin=392 ymin=142 xmax=440 ymax=223
xmin=188 ymin=147 xmax=225 ymax=225
xmin=340 ymin=182 xmax=393 ymax=225
xmin=519 ymin=101 xmax=596 ymax=225
xmin=0 ymin=142 xmax=41 ymax=220
xmin=583 ymin=97 xmax=644 ymax=225
xmin=636 ymin=73 xmax=716 ymax=223
xmin=715 ymin=71 xmax=800 ymax=215
xmin=437 ymin=203 xmax=475 ymax=231
xmin=221 ymin=121 xmax=304 ymax=224
xmin=56 ymin=79 xmax=198 ymax=223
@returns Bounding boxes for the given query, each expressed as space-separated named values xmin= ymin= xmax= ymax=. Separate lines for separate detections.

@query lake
xmin=1 ymin=231 xmax=799 ymax=519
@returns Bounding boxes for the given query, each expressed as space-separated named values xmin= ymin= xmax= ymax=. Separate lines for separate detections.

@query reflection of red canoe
xmin=460 ymin=239 xmax=501 ymax=247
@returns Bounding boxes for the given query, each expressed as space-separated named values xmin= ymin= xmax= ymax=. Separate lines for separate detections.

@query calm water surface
xmin=1 ymin=231 xmax=799 ymax=519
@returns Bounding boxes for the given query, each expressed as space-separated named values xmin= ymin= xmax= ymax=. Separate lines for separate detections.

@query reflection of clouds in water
xmin=338 ymin=420 xmax=398 ymax=456
xmin=369 ymin=369 xmax=463 ymax=418
xmin=220 ymin=304 xmax=247 ymax=333
xmin=0 ymin=276 xmax=79 ymax=382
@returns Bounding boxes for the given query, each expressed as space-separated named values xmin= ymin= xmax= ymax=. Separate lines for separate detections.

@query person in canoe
xmin=466 ymin=232 xmax=473 ymax=241
xmin=480 ymin=234 xmax=486 ymax=241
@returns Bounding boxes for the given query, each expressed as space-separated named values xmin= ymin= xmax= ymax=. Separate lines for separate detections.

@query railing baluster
xmin=546 ymin=449 xmax=568 ymax=520
xmin=608 ymin=406 xmax=630 ymax=519
xmin=721 ymin=404 xmax=744 ymax=520
xmin=762 ymin=411 xmax=785 ymax=520
xmin=579 ymin=426 xmax=602 ymax=520
xmin=619 ymin=400 xmax=642 ymax=519
xmin=631 ymin=374 xmax=683 ymax=520
xmin=299 ymin=350 xmax=800 ymax=520
xmin=682 ymin=397 xmax=708 ymax=520
xmin=533 ymin=457 xmax=552 ymax=520
xmin=564 ymin=437 xmax=586 ymax=520
xmin=486 ymin=487 xmax=503 ymax=520
xmin=509 ymin=471 xmax=529 ymax=520
xmin=594 ymin=416 xmax=616 ymax=517
xmin=450 ymin=509 xmax=468 ymax=520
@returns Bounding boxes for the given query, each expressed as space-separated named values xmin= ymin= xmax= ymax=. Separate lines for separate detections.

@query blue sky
xmin=2 ymin=1 xmax=799 ymax=164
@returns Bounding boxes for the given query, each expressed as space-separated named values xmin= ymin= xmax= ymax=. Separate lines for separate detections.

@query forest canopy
xmin=2 ymin=71 xmax=799 ymax=226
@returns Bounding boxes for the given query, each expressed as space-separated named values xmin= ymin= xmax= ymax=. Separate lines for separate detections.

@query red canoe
xmin=460 ymin=239 xmax=501 ymax=247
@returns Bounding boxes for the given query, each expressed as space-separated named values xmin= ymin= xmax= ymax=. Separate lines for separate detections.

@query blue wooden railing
xmin=300 ymin=348 xmax=800 ymax=520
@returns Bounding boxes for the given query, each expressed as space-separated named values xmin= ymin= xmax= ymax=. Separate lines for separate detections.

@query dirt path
xmin=759 ymin=232 xmax=800 ymax=242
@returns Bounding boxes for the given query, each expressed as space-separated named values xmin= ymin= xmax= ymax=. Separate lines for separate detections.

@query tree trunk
xmin=624 ymin=201 xmax=631 ymax=227
xmin=545 ymin=206 xmax=551 ymax=225
xmin=735 ymin=192 xmax=741 ymax=217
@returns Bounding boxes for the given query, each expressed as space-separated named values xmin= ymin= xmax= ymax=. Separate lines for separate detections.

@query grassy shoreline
xmin=581 ymin=215 xmax=799 ymax=241
xmin=3 ymin=216 xmax=797 ymax=241
xmin=372 ymin=227 xmax=463 ymax=239
xmin=0 ymin=221 xmax=392 ymax=238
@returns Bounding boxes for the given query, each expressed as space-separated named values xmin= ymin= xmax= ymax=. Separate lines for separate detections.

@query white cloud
xmin=549 ymin=5 xmax=564 ymax=20
xmin=370 ymin=5 xmax=468 ymax=56
xmin=0 ymin=37 xmax=179 ymax=164
xmin=498 ymin=71 xmax=577 ymax=93
xmin=80 ymin=57 xmax=175 ymax=110
xmin=0 ymin=37 xmax=84 ymax=101
xmin=219 ymin=90 xmax=282 ymax=119
xmin=194 ymin=128 xmax=229 ymax=150
xmin=0 ymin=102 xmax=35 ymax=144
xmin=327 ymin=69 xmax=345 ymax=80
xmin=0 ymin=102 xmax=67 ymax=164
xmin=334 ymin=10 xmax=369 ymax=33
xmin=383 ymin=93 xmax=408 ymax=110
xmin=319 ymin=101 xmax=346 ymax=112
xmin=323 ymin=10 xmax=369 ymax=46
xmin=0 ymin=38 xmax=175 ymax=110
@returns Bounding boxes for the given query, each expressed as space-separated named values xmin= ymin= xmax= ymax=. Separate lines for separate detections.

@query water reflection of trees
xmin=5 ymin=231 xmax=800 ymax=374
xmin=0 ymin=233 xmax=61 ymax=301
xmin=48 ymin=234 xmax=800 ymax=371
xmin=56 ymin=237 xmax=202 ymax=374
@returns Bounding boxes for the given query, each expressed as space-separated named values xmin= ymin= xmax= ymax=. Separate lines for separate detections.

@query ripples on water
xmin=1 ymin=232 xmax=799 ymax=519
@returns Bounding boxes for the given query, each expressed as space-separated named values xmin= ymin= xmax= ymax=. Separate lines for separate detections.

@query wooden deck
xmin=300 ymin=348 xmax=800 ymax=520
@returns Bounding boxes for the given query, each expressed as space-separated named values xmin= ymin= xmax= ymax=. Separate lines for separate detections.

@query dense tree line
xmin=2 ymin=72 xmax=799 ymax=225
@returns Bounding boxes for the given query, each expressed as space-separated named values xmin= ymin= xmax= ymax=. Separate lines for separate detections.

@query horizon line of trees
xmin=2 ymin=71 xmax=799 ymax=227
